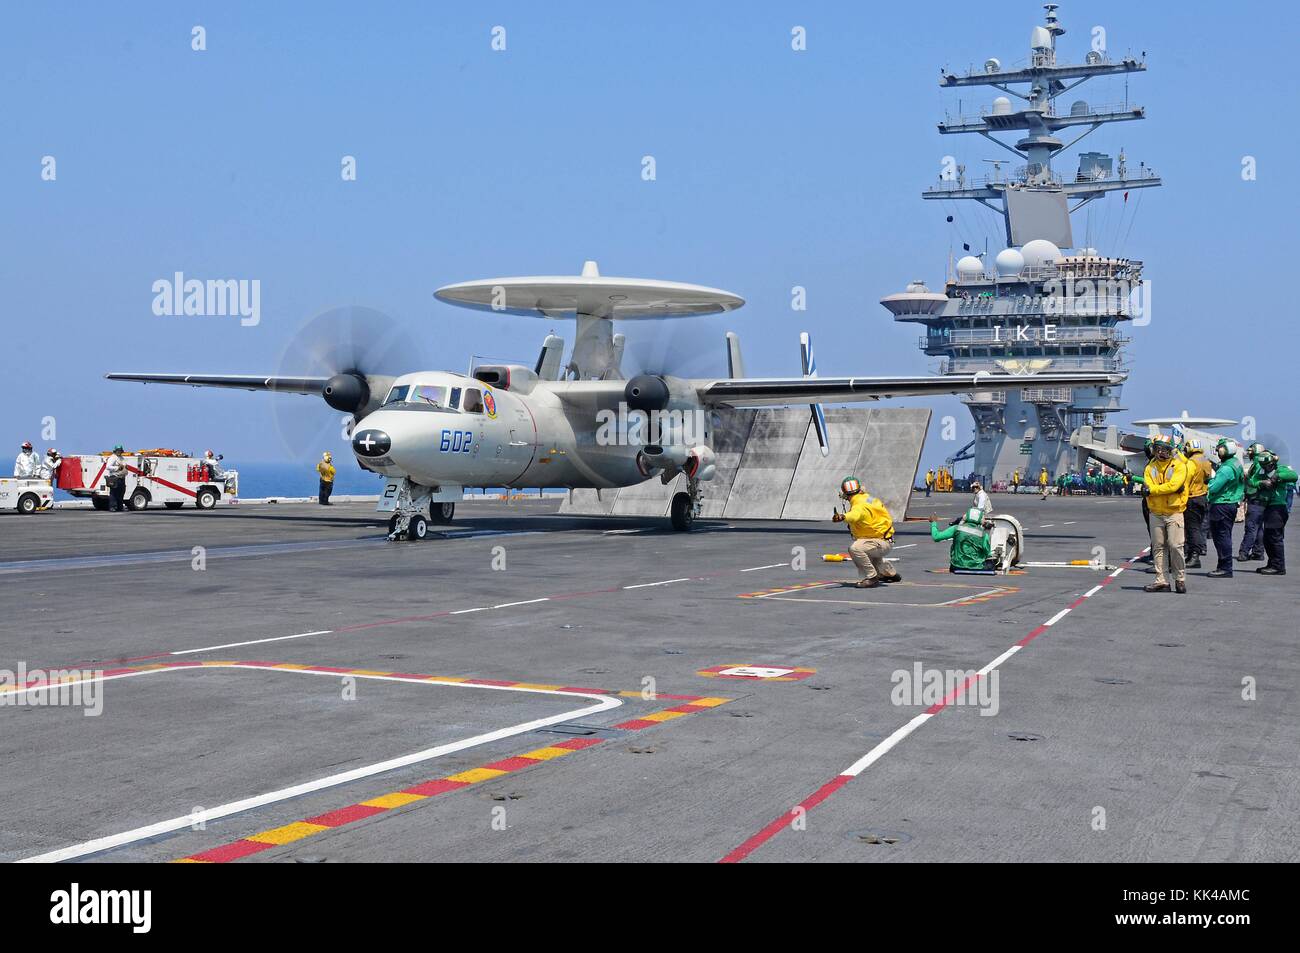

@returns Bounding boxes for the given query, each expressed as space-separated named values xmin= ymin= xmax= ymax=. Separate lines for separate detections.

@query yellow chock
xmin=822 ymin=553 xmax=851 ymax=562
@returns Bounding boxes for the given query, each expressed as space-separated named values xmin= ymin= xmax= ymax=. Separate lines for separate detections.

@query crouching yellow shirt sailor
xmin=844 ymin=492 xmax=899 ymax=582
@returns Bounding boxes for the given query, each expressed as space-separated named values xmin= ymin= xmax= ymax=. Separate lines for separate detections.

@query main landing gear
xmin=670 ymin=477 xmax=702 ymax=532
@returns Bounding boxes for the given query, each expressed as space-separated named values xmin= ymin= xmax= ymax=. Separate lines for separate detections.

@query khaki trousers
xmin=849 ymin=536 xmax=897 ymax=581
xmin=1148 ymin=512 xmax=1186 ymax=586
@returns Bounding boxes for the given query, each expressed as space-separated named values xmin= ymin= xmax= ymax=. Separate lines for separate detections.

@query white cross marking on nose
xmin=359 ymin=434 xmax=376 ymax=452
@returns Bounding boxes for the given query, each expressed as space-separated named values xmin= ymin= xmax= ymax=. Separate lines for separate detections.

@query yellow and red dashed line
xmin=737 ymin=578 xmax=1019 ymax=607
xmin=151 ymin=665 xmax=730 ymax=863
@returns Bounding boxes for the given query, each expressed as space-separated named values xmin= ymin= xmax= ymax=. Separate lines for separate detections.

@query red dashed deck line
xmin=174 ymin=691 xmax=725 ymax=862
xmin=718 ymin=550 xmax=1147 ymax=863
xmin=36 ymin=562 xmax=805 ymax=674
xmin=719 ymin=776 xmax=853 ymax=864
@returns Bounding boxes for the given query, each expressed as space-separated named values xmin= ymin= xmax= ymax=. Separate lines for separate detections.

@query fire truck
xmin=58 ymin=450 xmax=239 ymax=511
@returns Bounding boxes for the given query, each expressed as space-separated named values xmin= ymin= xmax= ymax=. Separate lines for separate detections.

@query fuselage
xmin=349 ymin=371 xmax=671 ymax=490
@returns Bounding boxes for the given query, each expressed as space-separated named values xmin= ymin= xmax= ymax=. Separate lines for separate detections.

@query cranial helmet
xmin=1216 ymin=437 xmax=1238 ymax=460
xmin=840 ymin=477 xmax=862 ymax=497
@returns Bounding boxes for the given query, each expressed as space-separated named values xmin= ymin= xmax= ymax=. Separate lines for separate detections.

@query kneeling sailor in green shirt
xmin=931 ymin=507 xmax=995 ymax=571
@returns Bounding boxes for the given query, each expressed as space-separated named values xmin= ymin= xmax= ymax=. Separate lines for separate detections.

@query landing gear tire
xmin=128 ymin=490 xmax=150 ymax=511
xmin=407 ymin=515 xmax=429 ymax=541
xmin=670 ymin=491 xmax=694 ymax=532
xmin=17 ymin=493 xmax=39 ymax=515
xmin=430 ymin=501 xmax=455 ymax=524
xmin=195 ymin=488 xmax=218 ymax=510
xmin=164 ymin=501 xmax=184 ymax=510
xmin=91 ymin=497 xmax=108 ymax=511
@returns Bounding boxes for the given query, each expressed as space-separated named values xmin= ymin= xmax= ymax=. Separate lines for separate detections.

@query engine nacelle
xmin=323 ymin=372 xmax=370 ymax=414
xmin=684 ymin=445 xmax=716 ymax=481
xmin=636 ymin=444 xmax=716 ymax=481
xmin=624 ymin=375 xmax=670 ymax=413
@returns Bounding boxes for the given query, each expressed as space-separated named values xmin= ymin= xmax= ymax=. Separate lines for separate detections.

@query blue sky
xmin=4 ymin=1 xmax=1297 ymax=468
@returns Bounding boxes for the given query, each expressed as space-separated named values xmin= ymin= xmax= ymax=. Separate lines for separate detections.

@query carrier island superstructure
xmin=880 ymin=3 xmax=1160 ymax=482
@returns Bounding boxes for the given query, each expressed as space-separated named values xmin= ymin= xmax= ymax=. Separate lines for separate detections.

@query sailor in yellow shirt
xmin=1142 ymin=435 xmax=1190 ymax=593
xmin=832 ymin=476 xmax=900 ymax=588
xmin=316 ymin=451 xmax=336 ymax=506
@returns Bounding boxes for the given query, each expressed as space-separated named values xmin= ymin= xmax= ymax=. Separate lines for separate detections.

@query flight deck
xmin=2 ymin=494 xmax=1294 ymax=863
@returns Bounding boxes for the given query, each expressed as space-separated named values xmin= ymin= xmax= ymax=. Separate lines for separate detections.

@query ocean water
xmin=230 ymin=462 xmax=389 ymax=498
xmin=48 ymin=460 xmax=551 ymax=501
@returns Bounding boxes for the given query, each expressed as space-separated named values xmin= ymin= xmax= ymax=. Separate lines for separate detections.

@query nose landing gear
xmin=385 ymin=477 xmax=450 ymax=541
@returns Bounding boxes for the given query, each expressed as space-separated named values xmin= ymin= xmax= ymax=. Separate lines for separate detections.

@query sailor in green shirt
xmin=1205 ymin=438 xmax=1245 ymax=577
xmin=1252 ymin=450 xmax=1297 ymax=575
xmin=931 ymin=506 xmax=995 ymax=571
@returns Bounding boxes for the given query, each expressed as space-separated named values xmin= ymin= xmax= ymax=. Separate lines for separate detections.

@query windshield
xmin=413 ymin=384 xmax=446 ymax=406
xmin=383 ymin=385 xmax=410 ymax=406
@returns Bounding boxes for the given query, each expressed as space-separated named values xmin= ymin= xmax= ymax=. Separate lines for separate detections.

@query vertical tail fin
xmin=535 ymin=334 xmax=565 ymax=380
xmin=725 ymin=331 xmax=745 ymax=379
xmin=800 ymin=332 xmax=830 ymax=457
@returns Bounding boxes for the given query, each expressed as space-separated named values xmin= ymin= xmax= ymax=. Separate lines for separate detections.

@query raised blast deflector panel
xmin=558 ymin=408 xmax=930 ymax=521
xmin=780 ymin=408 xmax=929 ymax=522
xmin=780 ymin=408 xmax=872 ymax=520
xmin=562 ymin=487 xmax=619 ymax=515
xmin=721 ymin=409 xmax=807 ymax=519
xmin=696 ymin=409 xmax=756 ymax=518
xmin=851 ymin=407 xmax=931 ymax=522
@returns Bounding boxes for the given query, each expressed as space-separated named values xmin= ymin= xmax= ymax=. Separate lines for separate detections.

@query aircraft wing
xmin=104 ymin=373 xmax=329 ymax=395
xmin=700 ymin=371 xmax=1123 ymax=407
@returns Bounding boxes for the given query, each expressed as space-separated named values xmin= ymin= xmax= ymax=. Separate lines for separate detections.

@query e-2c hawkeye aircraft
xmin=109 ymin=261 xmax=1123 ymax=538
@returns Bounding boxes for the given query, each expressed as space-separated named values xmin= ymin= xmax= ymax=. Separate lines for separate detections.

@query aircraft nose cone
xmin=352 ymin=428 xmax=391 ymax=458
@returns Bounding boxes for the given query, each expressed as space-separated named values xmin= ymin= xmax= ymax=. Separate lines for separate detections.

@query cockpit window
xmin=463 ymin=387 xmax=484 ymax=413
xmin=448 ymin=387 xmax=462 ymax=410
xmin=413 ymin=384 xmax=445 ymax=406
xmin=383 ymin=385 xmax=410 ymax=405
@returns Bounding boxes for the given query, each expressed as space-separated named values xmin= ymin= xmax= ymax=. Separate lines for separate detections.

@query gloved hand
xmin=832 ymin=510 xmax=845 ymax=522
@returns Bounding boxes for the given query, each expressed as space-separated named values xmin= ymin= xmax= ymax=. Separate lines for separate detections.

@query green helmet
xmin=963 ymin=506 xmax=985 ymax=526
xmin=840 ymin=476 xmax=862 ymax=497
xmin=1246 ymin=442 xmax=1266 ymax=458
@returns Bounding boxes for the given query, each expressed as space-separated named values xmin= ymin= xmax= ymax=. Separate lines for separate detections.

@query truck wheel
xmin=407 ymin=515 xmax=428 ymax=541
xmin=195 ymin=488 xmax=218 ymax=510
xmin=430 ymin=501 xmax=455 ymax=524
xmin=18 ymin=493 xmax=39 ymax=515
xmin=164 ymin=501 xmax=184 ymax=510
xmin=91 ymin=497 xmax=108 ymax=511
xmin=128 ymin=489 xmax=150 ymax=511
xmin=670 ymin=492 xmax=694 ymax=531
